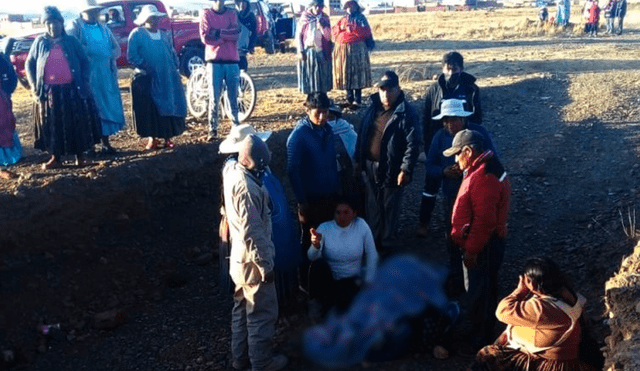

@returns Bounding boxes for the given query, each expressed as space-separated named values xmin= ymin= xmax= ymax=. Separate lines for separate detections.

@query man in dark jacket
xmin=235 ymin=0 xmax=257 ymax=71
xmin=356 ymin=70 xmax=421 ymax=251
xmin=614 ymin=0 xmax=626 ymax=35
xmin=418 ymin=51 xmax=482 ymax=237
xmin=445 ymin=129 xmax=510 ymax=353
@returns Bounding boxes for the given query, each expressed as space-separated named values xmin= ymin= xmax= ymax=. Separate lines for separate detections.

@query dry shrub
xmin=604 ymin=241 xmax=640 ymax=371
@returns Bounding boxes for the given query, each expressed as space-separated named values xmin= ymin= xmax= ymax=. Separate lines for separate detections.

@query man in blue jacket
xmin=355 ymin=71 xmax=421 ymax=251
xmin=423 ymin=99 xmax=496 ymax=297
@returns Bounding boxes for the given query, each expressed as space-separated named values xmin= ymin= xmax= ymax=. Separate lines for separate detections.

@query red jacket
xmin=451 ymin=151 xmax=510 ymax=255
xmin=200 ymin=8 xmax=240 ymax=63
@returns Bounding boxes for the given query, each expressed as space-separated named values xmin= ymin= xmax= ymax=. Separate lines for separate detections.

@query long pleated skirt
xmin=297 ymin=48 xmax=333 ymax=94
xmin=33 ymin=84 xmax=101 ymax=157
xmin=131 ymin=72 xmax=185 ymax=139
xmin=332 ymin=41 xmax=372 ymax=91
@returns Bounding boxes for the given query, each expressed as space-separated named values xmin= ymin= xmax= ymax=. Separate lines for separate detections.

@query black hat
xmin=42 ymin=6 xmax=64 ymax=24
xmin=443 ymin=129 xmax=483 ymax=157
xmin=376 ymin=70 xmax=399 ymax=89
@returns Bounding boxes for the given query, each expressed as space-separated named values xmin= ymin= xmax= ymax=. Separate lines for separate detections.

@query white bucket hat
xmin=79 ymin=0 xmax=103 ymax=13
xmin=219 ymin=124 xmax=272 ymax=154
xmin=134 ymin=4 xmax=166 ymax=26
xmin=431 ymin=99 xmax=473 ymax=120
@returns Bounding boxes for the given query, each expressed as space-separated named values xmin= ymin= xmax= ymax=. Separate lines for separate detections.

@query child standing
xmin=604 ymin=0 xmax=617 ymax=33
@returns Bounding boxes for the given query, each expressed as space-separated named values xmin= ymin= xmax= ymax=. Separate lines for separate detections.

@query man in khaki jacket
xmin=223 ymin=135 xmax=287 ymax=371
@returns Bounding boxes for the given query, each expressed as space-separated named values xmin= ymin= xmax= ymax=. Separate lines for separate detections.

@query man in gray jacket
xmin=223 ymin=135 xmax=287 ymax=371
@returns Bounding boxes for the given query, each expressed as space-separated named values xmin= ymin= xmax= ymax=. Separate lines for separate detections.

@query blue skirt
xmin=0 ymin=132 xmax=22 ymax=166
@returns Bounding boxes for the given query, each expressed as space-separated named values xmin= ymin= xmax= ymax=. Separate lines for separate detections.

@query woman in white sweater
xmin=308 ymin=199 xmax=378 ymax=313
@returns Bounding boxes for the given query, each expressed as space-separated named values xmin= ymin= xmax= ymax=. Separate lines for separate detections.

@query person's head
xmin=108 ymin=8 xmax=120 ymax=21
xmin=442 ymin=51 xmax=464 ymax=79
xmin=238 ymin=134 xmax=271 ymax=172
xmin=42 ymin=6 xmax=65 ymax=38
xmin=377 ymin=70 xmax=401 ymax=110
xmin=80 ymin=0 xmax=103 ymax=23
xmin=523 ymin=257 xmax=568 ymax=297
xmin=211 ymin=0 xmax=226 ymax=12
xmin=432 ymin=99 xmax=473 ymax=135
xmin=443 ymin=129 xmax=484 ymax=171
xmin=308 ymin=0 xmax=325 ymax=14
xmin=219 ymin=124 xmax=272 ymax=154
xmin=333 ymin=197 xmax=358 ymax=228
xmin=344 ymin=0 xmax=360 ymax=13
xmin=134 ymin=5 xmax=166 ymax=28
xmin=304 ymin=92 xmax=331 ymax=127
xmin=235 ymin=0 xmax=249 ymax=13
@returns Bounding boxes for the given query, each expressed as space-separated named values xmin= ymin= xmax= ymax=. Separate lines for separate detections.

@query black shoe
xmin=101 ymin=144 xmax=117 ymax=155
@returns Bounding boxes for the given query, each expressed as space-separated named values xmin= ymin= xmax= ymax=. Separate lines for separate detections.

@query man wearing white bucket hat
xmin=67 ymin=0 xmax=125 ymax=155
xmin=421 ymin=98 xmax=496 ymax=297
xmin=220 ymin=125 xmax=289 ymax=371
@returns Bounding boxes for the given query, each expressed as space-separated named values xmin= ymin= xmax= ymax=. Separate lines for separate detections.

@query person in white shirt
xmin=307 ymin=198 xmax=378 ymax=314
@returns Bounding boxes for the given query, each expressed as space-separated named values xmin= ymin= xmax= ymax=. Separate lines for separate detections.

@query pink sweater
xmin=199 ymin=8 xmax=240 ymax=63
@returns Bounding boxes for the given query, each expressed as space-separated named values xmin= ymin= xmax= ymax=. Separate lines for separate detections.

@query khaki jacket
xmin=223 ymin=160 xmax=274 ymax=286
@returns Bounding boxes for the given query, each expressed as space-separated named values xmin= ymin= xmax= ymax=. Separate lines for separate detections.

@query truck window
xmin=102 ymin=6 xmax=125 ymax=28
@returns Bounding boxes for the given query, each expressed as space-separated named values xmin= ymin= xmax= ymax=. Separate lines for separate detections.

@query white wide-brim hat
xmin=80 ymin=0 xmax=103 ymax=13
xmin=431 ymin=98 xmax=473 ymax=120
xmin=134 ymin=4 xmax=166 ymax=26
xmin=219 ymin=124 xmax=272 ymax=154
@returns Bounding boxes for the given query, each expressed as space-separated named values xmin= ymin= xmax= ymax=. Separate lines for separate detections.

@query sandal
xmin=145 ymin=138 xmax=158 ymax=150
xmin=42 ymin=158 xmax=61 ymax=170
xmin=164 ymin=139 xmax=175 ymax=149
xmin=0 ymin=169 xmax=17 ymax=179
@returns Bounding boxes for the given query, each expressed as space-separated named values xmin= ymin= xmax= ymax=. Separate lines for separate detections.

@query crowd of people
xmin=538 ymin=0 xmax=627 ymax=35
xmin=0 ymin=1 xmax=609 ymax=370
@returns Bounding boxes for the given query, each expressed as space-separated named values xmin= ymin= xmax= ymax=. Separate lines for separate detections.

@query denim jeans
xmin=207 ymin=62 xmax=239 ymax=133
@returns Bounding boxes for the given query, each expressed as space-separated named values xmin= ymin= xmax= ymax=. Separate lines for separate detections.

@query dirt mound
xmin=604 ymin=240 xmax=640 ymax=371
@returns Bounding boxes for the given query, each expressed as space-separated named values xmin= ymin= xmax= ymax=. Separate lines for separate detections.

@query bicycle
xmin=186 ymin=64 xmax=256 ymax=123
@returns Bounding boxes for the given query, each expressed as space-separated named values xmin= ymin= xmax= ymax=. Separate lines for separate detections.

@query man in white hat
xmin=420 ymin=99 xmax=496 ymax=297
xmin=221 ymin=130 xmax=288 ymax=371
xmin=67 ymin=0 xmax=126 ymax=155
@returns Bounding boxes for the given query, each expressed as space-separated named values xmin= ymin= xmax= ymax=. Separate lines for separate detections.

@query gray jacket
xmin=25 ymin=33 xmax=90 ymax=100
xmin=223 ymin=160 xmax=275 ymax=285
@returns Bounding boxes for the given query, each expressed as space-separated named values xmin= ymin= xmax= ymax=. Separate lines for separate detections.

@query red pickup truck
xmin=3 ymin=0 xmax=286 ymax=87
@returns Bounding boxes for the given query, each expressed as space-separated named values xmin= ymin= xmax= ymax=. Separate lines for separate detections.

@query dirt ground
xmin=2 ymin=5 xmax=640 ymax=371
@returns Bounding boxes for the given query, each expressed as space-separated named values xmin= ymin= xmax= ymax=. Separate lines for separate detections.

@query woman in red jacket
xmin=331 ymin=0 xmax=374 ymax=108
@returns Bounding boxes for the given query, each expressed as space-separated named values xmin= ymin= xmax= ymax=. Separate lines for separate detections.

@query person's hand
xmin=262 ymin=270 xmax=275 ymax=283
xmin=310 ymin=228 xmax=322 ymax=248
xmin=514 ymin=275 xmax=530 ymax=297
xmin=210 ymin=29 xmax=221 ymax=39
xmin=443 ymin=164 xmax=462 ymax=179
xmin=463 ymin=251 xmax=478 ymax=268
xmin=297 ymin=202 xmax=308 ymax=224
xmin=397 ymin=170 xmax=410 ymax=187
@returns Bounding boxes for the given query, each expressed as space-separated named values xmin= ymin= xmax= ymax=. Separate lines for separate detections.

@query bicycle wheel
xmin=223 ymin=70 xmax=256 ymax=123
xmin=186 ymin=66 xmax=209 ymax=119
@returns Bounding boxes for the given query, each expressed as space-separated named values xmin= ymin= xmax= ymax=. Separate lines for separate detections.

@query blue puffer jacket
xmin=25 ymin=33 xmax=91 ymax=101
xmin=356 ymin=92 xmax=422 ymax=188
xmin=287 ymin=117 xmax=340 ymax=203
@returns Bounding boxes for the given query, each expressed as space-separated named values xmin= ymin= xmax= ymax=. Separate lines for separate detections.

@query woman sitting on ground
xmin=308 ymin=198 xmax=378 ymax=315
xmin=468 ymin=256 xmax=598 ymax=371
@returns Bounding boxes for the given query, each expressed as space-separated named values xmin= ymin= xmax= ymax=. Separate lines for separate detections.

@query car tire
xmin=263 ymin=31 xmax=276 ymax=54
xmin=180 ymin=47 xmax=205 ymax=78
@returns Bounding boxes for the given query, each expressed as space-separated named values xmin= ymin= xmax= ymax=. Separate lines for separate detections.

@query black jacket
xmin=356 ymin=92 xmax=422 ymax=188
xmin=422 ymin=71 xmax=482 ymax=151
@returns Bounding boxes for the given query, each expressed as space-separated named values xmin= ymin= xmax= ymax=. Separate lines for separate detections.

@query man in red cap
xmin=445 ymin=129 xmax=510 ymax=354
